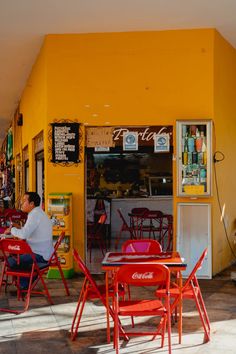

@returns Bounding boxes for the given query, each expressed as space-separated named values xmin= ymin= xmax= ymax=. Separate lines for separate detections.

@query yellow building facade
xmin=11 ymin=29 xmax=236 ymax=275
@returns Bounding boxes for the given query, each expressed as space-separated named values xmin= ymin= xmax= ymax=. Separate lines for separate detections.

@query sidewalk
xmin=0 ymin=264 xmax=236 ymax=353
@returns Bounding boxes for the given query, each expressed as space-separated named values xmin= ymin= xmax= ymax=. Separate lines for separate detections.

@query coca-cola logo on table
xmin=132 ymin=272 xmax=154 ymax=280
xmin=113 ymin=126 xmax=173 ymax=147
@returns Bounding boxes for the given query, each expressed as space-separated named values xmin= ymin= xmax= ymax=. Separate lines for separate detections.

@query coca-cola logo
xmin=8 ymin=245 xmax=20 ymax=251
xmin=132 ymin=272 xmax=154 ymax=280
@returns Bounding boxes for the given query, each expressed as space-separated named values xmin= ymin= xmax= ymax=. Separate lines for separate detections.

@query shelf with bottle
xmin=47 ymin=192 xmax=74 ymax=278
xmin=48 ymin=197 xmax=71 ymax=216
xmin=53 ymin=233 xmax=70 ymax=253
xmin=177 ymin=121 xmax=212 ymax=196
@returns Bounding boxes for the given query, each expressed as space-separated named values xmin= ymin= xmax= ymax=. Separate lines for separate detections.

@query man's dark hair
xmin=25 ymin=192 xmax=41 ymax=207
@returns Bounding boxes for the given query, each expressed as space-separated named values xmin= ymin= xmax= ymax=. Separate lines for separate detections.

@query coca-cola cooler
xmin=176 ymin=120 xmax=212 ymax=279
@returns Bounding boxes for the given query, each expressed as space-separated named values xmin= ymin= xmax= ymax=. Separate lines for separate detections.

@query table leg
xmin=105 ymin=271 xmax=111 ymax=343
xmin=178 ymin=271 xmax=183 ymax=344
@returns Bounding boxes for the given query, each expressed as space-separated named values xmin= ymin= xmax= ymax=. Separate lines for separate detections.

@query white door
xmin=177 ymin=203 xmax=212 ymax=279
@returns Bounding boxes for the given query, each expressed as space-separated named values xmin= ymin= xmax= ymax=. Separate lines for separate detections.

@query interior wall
xmin=212 ymin=31 xmax=236 ymax=273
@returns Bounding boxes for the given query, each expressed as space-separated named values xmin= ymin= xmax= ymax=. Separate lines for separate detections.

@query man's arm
xmin=10 ymin=213 xmax=40 ymax=239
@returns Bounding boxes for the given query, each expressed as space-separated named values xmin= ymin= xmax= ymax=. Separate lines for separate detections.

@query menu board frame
xmin=50 ymin=122 xmax=80 ymax=164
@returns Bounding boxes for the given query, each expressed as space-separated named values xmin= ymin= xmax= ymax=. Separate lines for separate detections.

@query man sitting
xmin=4 ymin=192 xmax=53 ymax=290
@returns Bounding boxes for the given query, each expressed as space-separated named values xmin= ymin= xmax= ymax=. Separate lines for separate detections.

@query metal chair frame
xmin=0 ymin=239 xmax=53 ymax=314
xmin=113 ymin=263 xmax=172 ymax=354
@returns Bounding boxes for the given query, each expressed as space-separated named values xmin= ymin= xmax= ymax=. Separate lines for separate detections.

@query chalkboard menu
xmin=51 ymin=123 xmax=80 ymax=163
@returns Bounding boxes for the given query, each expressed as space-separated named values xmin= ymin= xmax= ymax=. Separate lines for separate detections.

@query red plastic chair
xmin=87 ymin=213 xmax=107 ymax=262
xmin=156 ymin=248 xmax=210 ymax=343
xmin=122 ymin=239 xmax=162 ymax=253
xmin=113 ymin=264 xmax=172 ymax=354
xmin=0 ymin=239 xmax=53 ymax=314
xmin=5 ymin=209 xmax=27 ymax=226
xmin=115 ymin=209 xmax=134 ymax=249
xmin=70 ymin=249 xmax=126 ymax=341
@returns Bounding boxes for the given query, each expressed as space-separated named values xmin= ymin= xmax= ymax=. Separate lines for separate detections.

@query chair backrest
xmin=183 ymin=248 xmax=208 ymax=291
xmin=0 ymin=238 xmax=37 ymax=267
xmin=131 ymin=207 xmax=149 ymax=216
xmin=5 ymin=209 xmax=27 ymax=223
xmin=73 ymin=249 xmax=106 ymax=304
xmin=122 ymin=239 xmax=162 ymax=253
xmin=143 ymin=210 xmax=163 ymax=218
xmin=48 ymin=231 xmax=65 ymax=264
xmin=115 ymin=263 xmax=170 ymax=288
xmin=117 ymin=209 xmax=129 ymax=227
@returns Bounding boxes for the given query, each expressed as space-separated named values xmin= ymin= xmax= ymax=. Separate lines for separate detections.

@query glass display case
xmin=176 ymin=120 xmax=212 ymax=197
xmin=47 ymin=192 xmax=74 ymax=278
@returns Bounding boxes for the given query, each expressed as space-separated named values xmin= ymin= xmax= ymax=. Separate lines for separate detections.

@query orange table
xmin=102 ymin=251 xmax=187 ymax=343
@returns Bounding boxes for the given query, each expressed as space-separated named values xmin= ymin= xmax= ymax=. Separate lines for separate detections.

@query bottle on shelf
xmin=195 ymin=128 xmax=203 ymax=152
xmin=201 ymin=131 xmax=206 ymax=148
xmin=187 ymin=131 xmax=195 ymax=153
xmin=182 ymin=132 xmax=188 ymax=165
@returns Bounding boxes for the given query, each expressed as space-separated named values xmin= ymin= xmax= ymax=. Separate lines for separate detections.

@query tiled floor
xmin=0 ymin=261 xmax=236 ymax=353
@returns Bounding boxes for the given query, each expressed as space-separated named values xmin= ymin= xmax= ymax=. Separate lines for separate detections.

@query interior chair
xmin=113 ymin=263 xmax=172 ymax=354
xmin=122 ymin=239 xmax=162 ymax=253
xmin=115 ymin=209 xmax=134 ymax=249
xmin=70 ymin=249 xmax=126 ymax=341
xmin=87 ymin=213 xmax=107 ymax=262
xmin=129 ymin=213 xmax=145 ymax=239
xmin=0 ymin=238 xmax=53 ymax=314
xmin=130 ymin=207 xmax=149 ymax=215
xmin=141 ymin=210 xmax=164 ymax=240
xmin=159 ymin=214 xmax=173 ymax=251
xmin=155 ymin=248 xmax=210 ymax=343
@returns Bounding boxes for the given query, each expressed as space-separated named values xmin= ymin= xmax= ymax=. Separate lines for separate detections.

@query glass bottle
xmin=182 ymin=132 xmax=188 ymax=165
xmin=187 ymin=131 xmax=195 ymax=153
xmin=195 ymin=128 xmax=203 ymax=152
xmin=201 ymin=131 xmax=207 ymax=152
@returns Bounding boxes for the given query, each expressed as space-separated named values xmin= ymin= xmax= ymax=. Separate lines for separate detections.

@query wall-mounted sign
xmin=94 ymin=146 xmax=110 ymax=152
xmin=113 ymin=126 xmax=173 ymax=147
xmin=123 ymin=132 xmax=138 ymax=151
xmin=86 ymin=127 xmax=114 ymax=148
xmin=51 ymin=123 xmax=80 ymax=163
xmin=154 ymin=133 xmax=170 ymax=152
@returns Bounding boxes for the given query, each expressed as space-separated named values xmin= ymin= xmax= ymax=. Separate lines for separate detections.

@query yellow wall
xmin=212 ymin=31 xmax=236 ymax=273
xmin=16 ymin=29 xmax=236 ymax=274
xmin=13 ymin=43 xmax=47 ymax=202
xmin=45 ymin=29 xmax=214 ymax=260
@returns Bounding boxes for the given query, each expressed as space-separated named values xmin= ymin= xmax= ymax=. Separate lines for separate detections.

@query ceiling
xmin=1 ymin=0 xmax=236 ymax=144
